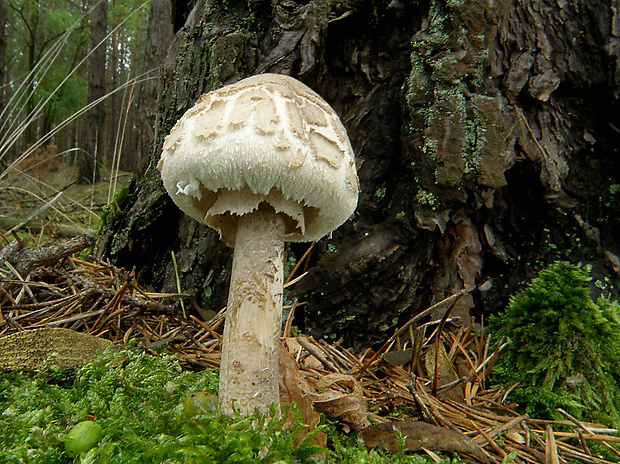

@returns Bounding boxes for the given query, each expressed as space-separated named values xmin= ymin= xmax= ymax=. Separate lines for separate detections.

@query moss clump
xmin=99 ymin=184 xmax=131 ymax=228
xmin=0 ymin=345 xmax=329 ymax=463
xmin=489 ymin=261 xmax=620 ymax=427
xmin=0 ymin=344 xmax=440 ymax=463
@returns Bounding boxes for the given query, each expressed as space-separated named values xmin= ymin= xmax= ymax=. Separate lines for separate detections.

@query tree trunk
xmin=0 ymin=0 xmax=6 ymax=117
xmin=78 ymin=0 xmax=107 ymax=184
xmin=97 ymin=0 xmax=620 ymax=350
xmin=107 ymin=4 xmax=119 ymax=171
xmin=131 ymin=0 xmax=173 ymax=175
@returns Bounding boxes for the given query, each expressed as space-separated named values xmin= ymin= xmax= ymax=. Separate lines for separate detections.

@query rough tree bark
xmin=78 ymin=0 xmax=108 ymax=184
xmin=97 ymin=0 xmax=620 ymax=349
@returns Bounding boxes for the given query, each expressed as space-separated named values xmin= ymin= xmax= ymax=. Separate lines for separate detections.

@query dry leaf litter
xmin=1 ymin=233 xmax=619 ymax=464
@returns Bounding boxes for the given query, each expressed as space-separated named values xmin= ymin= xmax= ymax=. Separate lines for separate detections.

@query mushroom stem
xmin=218 ymin=204 xmax=285 ymax=417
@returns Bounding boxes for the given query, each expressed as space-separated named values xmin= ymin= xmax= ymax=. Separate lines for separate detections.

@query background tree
xmin=131 ymin=0 xmax=173 ymax=175
xmin=104 ymin=0 xmax=149 ymax=174
xmin=91 ymin=0 xmax=618 ymax=348
xmin=0 ymin=0 xmax=148 ymax=183
xmin=1 ymin=0 xmax=88 ymax=163
xmin=0 ymin=0 xmax=6 ymax=116
xmin=78 ymin=0 xmax=108 ymax=183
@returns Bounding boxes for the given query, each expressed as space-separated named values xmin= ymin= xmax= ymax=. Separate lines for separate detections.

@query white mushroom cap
xmin=158 ymin=73 xmax=359 ymax=245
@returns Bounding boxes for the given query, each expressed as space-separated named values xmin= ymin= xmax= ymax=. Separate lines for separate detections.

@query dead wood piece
xmin=1 ymin=235 xmax=93 ymax=276
xmin=0 ymin=327 xmax=113 ymax=371
xmin=0 ymin=215 xmax=97 ymax=238
xmin=0 ymin=240 xmax=22 ymax=267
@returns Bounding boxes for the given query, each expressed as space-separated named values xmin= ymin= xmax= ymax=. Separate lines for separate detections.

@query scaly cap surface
xmin=158 ymin=73 xmax=359 ymax=245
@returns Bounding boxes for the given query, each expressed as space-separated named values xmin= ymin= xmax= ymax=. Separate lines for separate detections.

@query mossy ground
xmin=0 ymin=345 xmax=444 ymax=464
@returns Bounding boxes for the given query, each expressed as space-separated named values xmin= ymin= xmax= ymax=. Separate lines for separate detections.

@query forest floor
xmin=0 ymin=164 xmax=131 ymax=246
xmin=1 ymin=233 xmax=620 ymax=462
xmin=1 ymin=166 xmax=620 ymax=463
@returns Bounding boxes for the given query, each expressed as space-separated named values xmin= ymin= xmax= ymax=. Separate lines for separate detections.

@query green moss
xmin=0 ymin=345 xmax=444 ymax=463
xmin=0 ymin=345 xmax=326 ymax=463
xmin=99 ymin=184 xmax=130 ymax=229
xmin=488 ymin=262 xmax=620 ymax=427
xmin=424 ymin=1 xmax=452 ymax=51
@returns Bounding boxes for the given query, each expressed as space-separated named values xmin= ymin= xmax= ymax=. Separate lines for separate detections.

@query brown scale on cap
xmin=163 ymin=74 xmax=352 ymax=175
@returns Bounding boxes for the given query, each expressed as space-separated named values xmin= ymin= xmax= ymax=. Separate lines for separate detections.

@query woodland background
xmin=1 ymin=0 xmax=619 ymax=349
xmin=0 ymin=0 xmax=162 ymax=179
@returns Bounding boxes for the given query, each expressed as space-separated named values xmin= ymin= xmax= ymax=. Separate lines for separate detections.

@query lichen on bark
xmin=404 ymin=0 xmax=516 ymax=205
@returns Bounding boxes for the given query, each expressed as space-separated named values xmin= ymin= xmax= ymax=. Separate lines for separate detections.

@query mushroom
xmin=158 ymin=73 xmax=359 ymax=417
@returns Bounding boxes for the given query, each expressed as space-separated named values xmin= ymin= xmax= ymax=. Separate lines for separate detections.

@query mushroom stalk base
xmin=219 ymin=205 xmax=285 ymax=417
